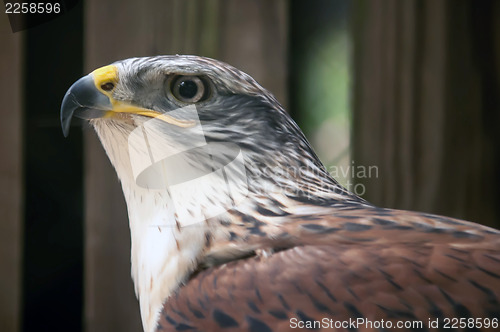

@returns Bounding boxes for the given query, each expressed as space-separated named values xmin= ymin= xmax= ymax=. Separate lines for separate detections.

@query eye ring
xmin=170 ymin=76 xmax=208 ymax=103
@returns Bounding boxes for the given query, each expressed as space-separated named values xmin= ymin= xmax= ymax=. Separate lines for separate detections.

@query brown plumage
xmin=60 ymin=55 xmax=500 ymax=332
xmin=159 ymin=208 xmax=500 ymax=331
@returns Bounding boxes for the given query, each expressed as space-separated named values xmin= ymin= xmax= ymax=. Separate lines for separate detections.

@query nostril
xmin=101 ymin=82 xmax=115 ymax=91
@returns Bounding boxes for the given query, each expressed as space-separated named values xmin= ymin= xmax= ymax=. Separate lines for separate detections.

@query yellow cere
xmin=91 ymin=65 xmax=118 ymax=94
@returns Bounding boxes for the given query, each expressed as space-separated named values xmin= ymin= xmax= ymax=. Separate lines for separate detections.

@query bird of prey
xmin=61 ymin=55 xmax=500 ymax=332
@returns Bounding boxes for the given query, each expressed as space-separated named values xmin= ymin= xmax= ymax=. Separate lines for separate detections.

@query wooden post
xmin=84 ymin=1 xmax=287 ymax=330
xmin=352 ymin=0 xmax=500 ymax=227
xmin=0 ymin=15 xmax=23 ymax=332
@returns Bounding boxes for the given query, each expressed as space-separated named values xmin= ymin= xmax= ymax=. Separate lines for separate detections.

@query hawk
xmin=61 ymin=56 xmax=500 ymax=332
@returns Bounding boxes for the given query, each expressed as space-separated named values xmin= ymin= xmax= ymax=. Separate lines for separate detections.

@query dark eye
xmin=171 ymin=76 xmax=208 ymax=103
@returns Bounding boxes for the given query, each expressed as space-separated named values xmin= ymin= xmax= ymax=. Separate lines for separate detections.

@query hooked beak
xmin=60 ymin=73 xmax=112 ymax=137
xmin=60 ymin=65 xmax=195 ymax=137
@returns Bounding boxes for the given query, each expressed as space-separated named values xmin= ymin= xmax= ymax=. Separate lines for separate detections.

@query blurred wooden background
xmin=352 ymin=0 xmax=500 ymax=228
xmin=0 ymin=9 xmax=23 ymax=332
xmin=1 ymin=0 xmax=499 ymax=331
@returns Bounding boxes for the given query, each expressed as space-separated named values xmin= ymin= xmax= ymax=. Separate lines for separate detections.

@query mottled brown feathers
xmin=157 ymin=208 xmax=500 ymax=331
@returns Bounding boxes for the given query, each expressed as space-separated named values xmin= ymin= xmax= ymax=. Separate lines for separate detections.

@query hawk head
xmin=61 ymin=55 xmax=359 ymax=205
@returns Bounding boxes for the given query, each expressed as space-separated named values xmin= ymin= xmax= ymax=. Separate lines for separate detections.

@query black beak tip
xmin=61 ymin=118 xmax=70 ymax=137
xmin=60 ymin=91 xmax=76 ymax=138
xmin=60 ymin=74 xmax=113 ymax=137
